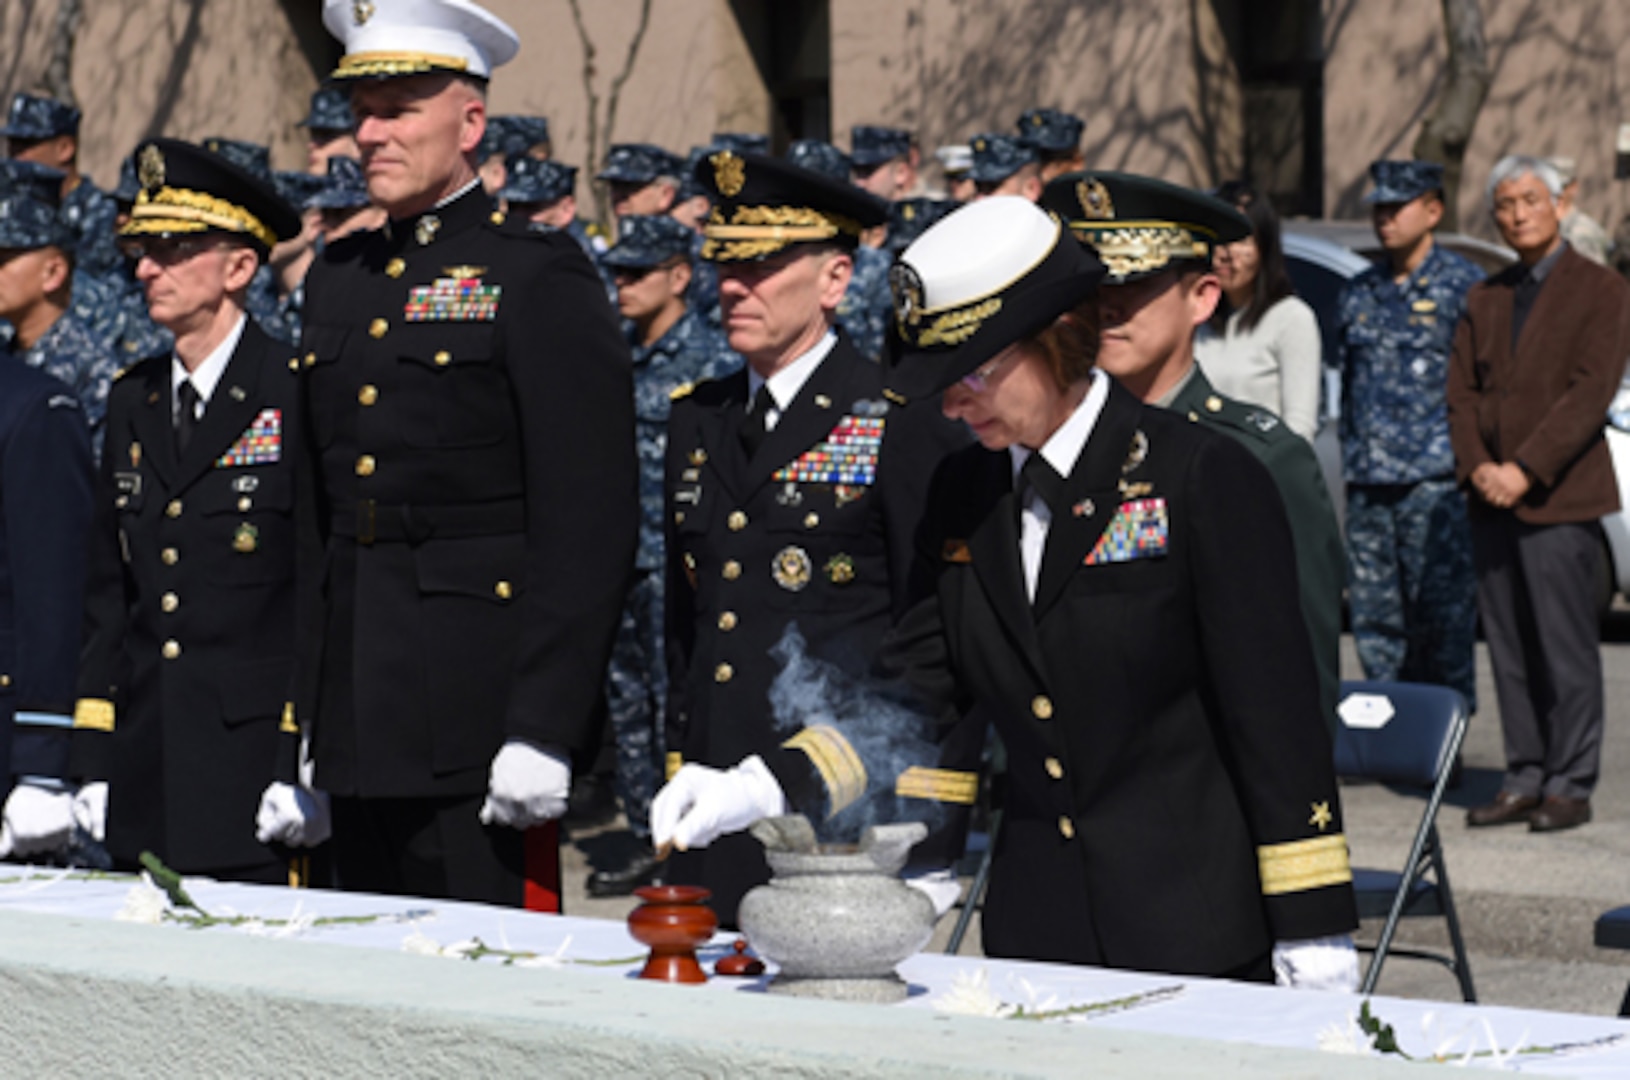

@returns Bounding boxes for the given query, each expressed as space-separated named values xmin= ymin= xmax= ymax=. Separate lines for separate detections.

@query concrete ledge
xmin=0 ymin=909 xmax=1416 ymax=1077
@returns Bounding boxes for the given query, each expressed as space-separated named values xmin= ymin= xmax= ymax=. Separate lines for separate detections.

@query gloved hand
xmin=0 ymin=780 xmax=76 ymax=858
xmin=1272 ymin=933 xmax=1360 ymax=991
xmin=254 ymin=782 xmax=333 ymax=847
xmin=649 ymin=755 xmax=785 ymax=855
xmin=478 ymin=740 xmax=571 ymax=829
xmin=72 ymin=781 xmax=109 ymax=843
xmin=903 ymin=867 xmax=962 ymax=918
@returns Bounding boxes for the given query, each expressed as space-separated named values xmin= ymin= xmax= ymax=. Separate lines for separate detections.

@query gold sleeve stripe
xmin=279 ymin=702 xmax=298 ymax=734
xmin=782 ymin=724 xmax=867 ymax=817
xmin=1257 ymin=834 xmax=1353 ymax=896
xmin=73 ymin=699 xmax=115 ymax=732
xmin=895 ymin=766 xmax=978 ymax=805
xmin=665 ymin=752 xmax=683 ymax=781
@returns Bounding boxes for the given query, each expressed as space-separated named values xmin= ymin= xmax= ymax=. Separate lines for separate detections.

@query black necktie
xmin=1020 ymin=453 xmax=1066 ymax=514
xmin=175 ymin=379 xmax=201 ymax=454
xmin=740 ymin=383 xmax=774 ymax=458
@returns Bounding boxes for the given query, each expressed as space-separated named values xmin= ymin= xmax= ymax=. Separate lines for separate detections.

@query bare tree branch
xmin=602 ymin=0 xmax=653 ymax=171
xmin=41 ymin=0 xmax=80 ymax=105
xmin=567 ymin=0 xmax=653 ymax=233
xmin=1413 ymin=0 xmax=1491 ymax=231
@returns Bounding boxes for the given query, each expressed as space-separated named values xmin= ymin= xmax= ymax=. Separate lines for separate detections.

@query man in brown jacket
xmin=1447 ymin=154 xmax=1630 ymax=833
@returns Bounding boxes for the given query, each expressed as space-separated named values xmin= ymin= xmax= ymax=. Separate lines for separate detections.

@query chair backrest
xmin=1332 ymin=679 xmax=1468 ymax=790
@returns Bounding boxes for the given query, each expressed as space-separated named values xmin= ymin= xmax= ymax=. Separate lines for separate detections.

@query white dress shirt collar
xmin=747 ymin=329 xmax=838 ymax=415
xmin=1008 ymin=368 xmax=1110 ymax=483
xmin=171 ymin=313 xmax=247 ymax=419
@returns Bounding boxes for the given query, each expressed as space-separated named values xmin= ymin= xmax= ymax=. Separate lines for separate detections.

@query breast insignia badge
xmin=772 ymin=546 xmax=813 ymax=591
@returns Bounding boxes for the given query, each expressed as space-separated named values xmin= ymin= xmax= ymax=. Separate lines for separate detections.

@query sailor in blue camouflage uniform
xmin=967 ymin=132 xmax=1042 ymax=201
xmin=0 ymin=165 xmax=119 ymax=462
xmin=849 ymin=124 xmax=916 ymax=202
xmin=1 ymin=93 xmax=122 ymax=281
xmin=671 ymin=148 xmax=719 ymax=323
xmin=588 ymin=214 xmax=741 ymax=896
xmin=1015 ymin=107 xmax=1085 ymax=182
xmin=499 ymin=156 xmax=614 ymax=300
xmin=299 ymin=86 xmax=359 ymax=176
xmin=599 ymin=143 xmax=682 ymax=222
xmin=1336 ymin=160 xmax=1484 ymax=706
xmin=477 ymin=114 xmax=550 ymax=193
xmin=202 ymin=137 xmax=301 ymax=347
xmin=886 ymin=196 xmax=957 ymax=256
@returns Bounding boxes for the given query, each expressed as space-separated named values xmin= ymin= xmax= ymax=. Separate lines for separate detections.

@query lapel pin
xmin=814 ymin=394 xmax=832 ymax=409
xmin=229 ymin=386 xmax=247 ymax=402
xmin=1072 ymin=498 xmax=1095 ymax=517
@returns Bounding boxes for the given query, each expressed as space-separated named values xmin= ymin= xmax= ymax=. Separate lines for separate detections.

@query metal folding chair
xmin=1333 ymin=679 xmax=1476 ymax=1002
xmin=1591 ymin=907 xmax=1630 ymax=1015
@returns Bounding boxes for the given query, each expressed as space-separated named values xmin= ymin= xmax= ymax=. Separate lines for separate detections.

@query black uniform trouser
xmin=1470 ymin=514 xmax=1605 ymax=800
xmin=331 ymin=793 xmax=524 ymax=906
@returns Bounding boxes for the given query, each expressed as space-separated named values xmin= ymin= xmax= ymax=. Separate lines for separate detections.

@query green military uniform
xmin=1166 ymin=367 xmax=1343 ymax=732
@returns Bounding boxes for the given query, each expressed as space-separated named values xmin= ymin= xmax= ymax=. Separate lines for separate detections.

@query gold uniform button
xmin=804 ymin=512 xmax=820 ymax=529
xmin=165 ymin=499 xmax=182 ymax=518
xmin=715 ymin=662 xmax=734 ymax=683
xmin=288 ymin=358 xmax=300 ymax=372
xmin=161 ymin=592 xmax=179 ymax=614
xmin=727 ymin=510 xmax=747 ymax=531
xmin=434 ymin=350 xmax=452 ymax=367
xmin=0 ymin=674 xmax=9 ymax=688
xmin=1058 ymin=816 xmax=1075 ymax=840
xmin=237 ymin=496 xmax=252 ymax=512
xmin=1032 ymin=695 xmax=1054 ymax=720
xmin=490 ymin=210 xmax=506 ymax=225
xmin=1044 ymin=757 xmax=1064 ymax=780
xmin=1205 ymin=395 xmax=1223 ymax=413
xmin=355 ymin=455 xmax=377 ymax=477
xmin=722 ymin=560 xmax=742 ymax=581
xmin=494 ymin=580 xmax=513 ymax=600
xmin=162 ymin=640 xmax=181 ymax=660
xmin=674 ymin=511 xmax=686 ymax=525
xmin=161 ymin=547 xmax=179 ymax=566
xmin=385 ymin=257 xmax=406 ymax=278
xmin=369 ymin=318 xmax=388 ymax=339
xmin=718 ymin=611 xmax=738 ymax=631
xmin=358 ymin=384 xmax=379 ymax=406
xmin=303 ymin=352 xmax=317 ymax=368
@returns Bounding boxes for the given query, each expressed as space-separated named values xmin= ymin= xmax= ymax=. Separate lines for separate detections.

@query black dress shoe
xmin=1466 ymin=791 xmax=1541 ymax=827
xmin=586 ymin=848 xmax=666 ymax=897
xmin=1529 ymin=795 xmax=1592 ymax=833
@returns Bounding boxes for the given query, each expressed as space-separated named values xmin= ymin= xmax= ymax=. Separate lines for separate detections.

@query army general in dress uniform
xmin=298 ymin=0 xmax=636 ymax=906
xmin=878 ymin=193 xmax=1357 ymax=985
xmin=650 ymin=151 xmax=969 ymax=926
xmin=72 ymin=139 xmax=314 ymax=882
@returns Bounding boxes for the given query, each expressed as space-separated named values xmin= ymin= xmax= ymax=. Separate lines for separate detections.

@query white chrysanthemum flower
xmin=114 ymin=874 xmax=168 ymax=925
xmin=932 ymin=967 xmax=1017 ymax=1019
xmin=441 ymin=938 xmax=482 ymax=959
xmin=401 ymin=930 xmax=444 ymax=956
xmin=1316 ymin=1015 xmax=1374 ymax=1055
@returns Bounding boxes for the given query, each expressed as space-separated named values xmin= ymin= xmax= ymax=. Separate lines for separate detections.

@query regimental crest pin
xmin=233 ymin=522 xmax=260 ymax=554
xmin=415 ymin=215 xmax=441 ymax=246
xmin=138 ymin=144 xmax=165 ymax=191
xmin=710 ymin=151 xmax=745 ymax=197
xmin=1121 ymin=429 xmax=1149 ymax=474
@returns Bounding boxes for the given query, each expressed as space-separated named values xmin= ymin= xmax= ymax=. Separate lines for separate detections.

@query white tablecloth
xmin=0 ymin=868 xmax=1625 ymax=1075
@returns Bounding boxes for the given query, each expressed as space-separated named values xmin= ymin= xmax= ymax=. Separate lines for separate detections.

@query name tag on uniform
xmin=217 ymin=408 xmax=282 ymax=467
xmin=1085 ymin=498 xmax=1169 ymax=565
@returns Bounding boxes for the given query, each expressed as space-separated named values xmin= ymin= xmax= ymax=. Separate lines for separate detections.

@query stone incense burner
xmin=737 ymin=815 xmax=936 ymax=1003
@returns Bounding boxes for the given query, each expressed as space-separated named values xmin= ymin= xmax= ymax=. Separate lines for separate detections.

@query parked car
xmin=1280 ymin=221 xmax=1630 ymax=612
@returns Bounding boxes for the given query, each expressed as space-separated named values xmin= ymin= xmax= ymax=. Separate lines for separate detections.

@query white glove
xmin=478 ymin=740 xmax=571 ymax=829
xmin=72 ymin=781 xmax=109 ymax=842
xmin=903 ymin=867 xmax=962 ymax=918
xmin=1272 ymin=934 xmax=1360 ymax=992
xmin=0 ymin=780 xmax=76 ymax=858
xmin=254 ymin=782 xmax=333 ymax=847
xmin=649 ymin=755 xmax=786 ymax=854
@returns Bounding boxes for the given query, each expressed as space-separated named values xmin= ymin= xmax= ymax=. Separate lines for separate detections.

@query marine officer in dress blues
xmin=71 ymin=138 xmax=320 ymax=883
xmin=588 ymin=215 xmax=741 ymax=897
xmin=649 ymin=151 xmax=969 ymax=925
xmin=298 ymin=0 xmax=636 ymax=907
xmin=1337 ymin=160 xmax=1483 ymax=707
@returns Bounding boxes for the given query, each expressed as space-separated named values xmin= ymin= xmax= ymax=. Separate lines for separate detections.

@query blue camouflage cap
xmin=0 ymin=159 xmax=66 ymax=207
xmin=113 ymin=153 xmax=142 ymax=204
xmin=597 ymin=142 xmax=680 ymax=184
xmin=275 ymin=169 xmax=328 ymax=211
xmin=0 ymin=181 xmax=72 ymax=250
xmin=785 ymin=139 xmax=852 ymax=184
xmin=480 ymin=114 xmax=551 ymax=162
xmin=887 ymin=196 xmax=958 ymax=255
xmin=298 ymin=86 xmax=355 ymax=132
xmin=675 ymin=146 xmax=712 ymax=202
xmin=849 ymin=125 xmax=912 ymax=168
xmin=711 ymin=132 xmax=768 ymax=155
xmin=309 ymin=155 xmax=371 ymax=210
xmin=203 ymin=136 xmax=274 ymax=184
xmin=601 ymin=213 xmax=694 ymax=270
xmin=967 ymin=132 xmax=1038 ymax=183
xmin=0 ymin=93 xmax=80 ymax=140
xmin=1363 ymin=159 xmax=1445 ymax=205
xmin=1016 ymin=108 xmax=1084 ymax=154
xmin=500 ymin=156 xmax=576 ymax=205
